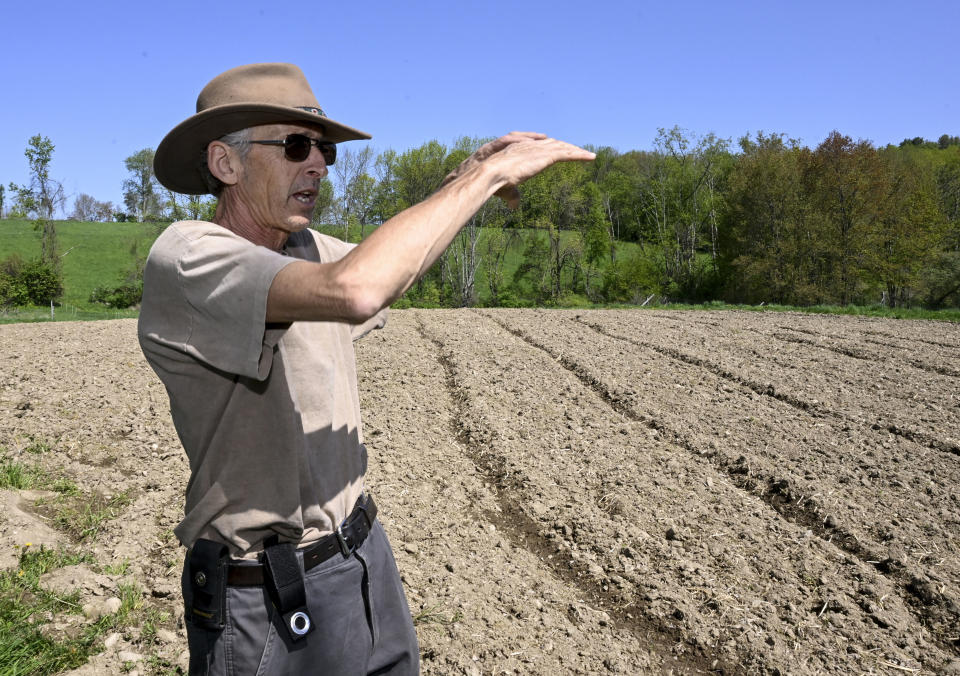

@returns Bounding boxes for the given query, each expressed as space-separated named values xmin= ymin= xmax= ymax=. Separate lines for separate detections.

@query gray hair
xmin=198 ymin=128 xmax=253 ymax=197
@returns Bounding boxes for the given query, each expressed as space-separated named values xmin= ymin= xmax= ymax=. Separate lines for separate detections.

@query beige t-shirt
xmin=138 ymin=221 xmax=386 ymax=558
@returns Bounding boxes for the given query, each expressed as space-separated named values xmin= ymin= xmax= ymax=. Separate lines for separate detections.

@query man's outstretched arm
xmin=266 ymin=132 xmax=595 ymax=323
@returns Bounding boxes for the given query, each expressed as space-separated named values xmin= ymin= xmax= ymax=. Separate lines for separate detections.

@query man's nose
xmin=304 ymin=147 xmax=328 ymax=177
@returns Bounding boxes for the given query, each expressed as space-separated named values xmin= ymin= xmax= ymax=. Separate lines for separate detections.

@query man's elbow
xmin=343 ymin=294 xmax=386 ymax=324
xmin=334 ymin=269 xmax=389 ymax=324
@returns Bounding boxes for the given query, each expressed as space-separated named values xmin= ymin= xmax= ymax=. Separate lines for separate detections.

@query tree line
xmin=3 ymin=130 xmax=960 ymax=310
xmin=343 ymin=130 xmax=960 ymax=309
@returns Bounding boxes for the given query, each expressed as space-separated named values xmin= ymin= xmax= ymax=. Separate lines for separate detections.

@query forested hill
xmin=3 ymin=130 xmax=960 ymax=312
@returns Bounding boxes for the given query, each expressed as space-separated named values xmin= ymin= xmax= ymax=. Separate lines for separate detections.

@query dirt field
xmin=1 ymin=309 xmax=958 ymax=675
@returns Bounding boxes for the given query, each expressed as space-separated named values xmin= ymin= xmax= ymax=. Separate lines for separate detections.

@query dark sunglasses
xmin=249 ymin=134 xmax=337 ymax=165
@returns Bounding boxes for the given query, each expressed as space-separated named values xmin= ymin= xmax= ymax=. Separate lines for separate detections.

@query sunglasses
xmin=249 ymin=134 xmax=337 ymax=165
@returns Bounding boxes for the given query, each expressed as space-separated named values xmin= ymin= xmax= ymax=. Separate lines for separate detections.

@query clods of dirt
xmin=1 ymin=311 xmax=957 ymax=675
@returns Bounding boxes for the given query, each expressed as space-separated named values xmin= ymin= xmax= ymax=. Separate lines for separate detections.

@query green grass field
xmin=0 ymin=219 xmax=160 ymax=314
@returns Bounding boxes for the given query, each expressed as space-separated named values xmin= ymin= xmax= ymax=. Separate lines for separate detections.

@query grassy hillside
xmin=0 ymin=219 xmax=161 ymax=311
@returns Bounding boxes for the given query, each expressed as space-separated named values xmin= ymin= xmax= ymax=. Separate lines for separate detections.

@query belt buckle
xmin=335 ymin=525 xmax=352 ymax=557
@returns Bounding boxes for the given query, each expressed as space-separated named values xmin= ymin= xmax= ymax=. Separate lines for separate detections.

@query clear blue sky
xmin=2 ymin=0 xmax=957 ymax=214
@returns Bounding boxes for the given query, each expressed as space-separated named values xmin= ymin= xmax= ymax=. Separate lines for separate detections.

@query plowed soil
xmin=1 ymin=310 xmax=958 ymax=675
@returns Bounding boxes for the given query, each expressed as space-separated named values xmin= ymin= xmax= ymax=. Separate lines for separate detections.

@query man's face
xmin=228 ymin=123 xmax=329 ymax=237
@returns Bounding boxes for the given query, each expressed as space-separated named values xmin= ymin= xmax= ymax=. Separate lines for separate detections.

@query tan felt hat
xmin=154 ymin=63 xmax=371 ymax=194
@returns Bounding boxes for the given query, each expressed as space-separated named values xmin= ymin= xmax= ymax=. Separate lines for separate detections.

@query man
xmin=139 ymin=62 xmax=594 ymax=675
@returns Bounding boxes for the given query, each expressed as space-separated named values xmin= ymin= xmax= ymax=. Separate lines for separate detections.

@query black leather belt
xmin=227 ymin=495 xmax=377 ymax=587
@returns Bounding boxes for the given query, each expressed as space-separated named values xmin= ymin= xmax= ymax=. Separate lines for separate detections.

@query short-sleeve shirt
xmin=137 ymin=220 xmax=386 ymax=558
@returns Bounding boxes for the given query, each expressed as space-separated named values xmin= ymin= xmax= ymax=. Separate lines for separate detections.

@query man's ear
xmin=207 ymin=141 xmax=241 ymax=187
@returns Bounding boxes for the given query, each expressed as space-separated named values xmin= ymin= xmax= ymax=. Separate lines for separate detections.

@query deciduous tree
xmin=576 ymin=182 xmax=613 ymax=299
xmin=864 ymin=148 xmax=945 ymax=306
xmin=310 ymin=179 xmax=336 ymax=226
xmin=374 ymin=141 xmax=450 ymax=299
xmin=10 ymin=135 xmax=65 ymax=277
xmin=10 ymin=135 xmax=66 ymax=220
xmin=123 ymin=148 xmax=160 ymax=222
xmin=519 ymin=161 xmax=590 ymax=301
xmin=937 ymin=134 xmax=960 ymax=150
xmin=723 ymin=132 xmax=809 ymax=303
xmin=332 ymin=145 xmax=376 ymax=239
xmin=71 ymin=193 xmax=114 ymax=222
xmin=803 ymin=132 xmax=889 ymax=305
xmin=640 ymin=127 xmax=730 ymax=300
xmin=937 ymin=154 xmax=960 ymax=251
xmin=71 ymin=193 xmax=96 ymax=221
xmin=0 ymin=136 xmax=65 ymax=306
xmin=481 ymin=222 xmax=520 ymax=306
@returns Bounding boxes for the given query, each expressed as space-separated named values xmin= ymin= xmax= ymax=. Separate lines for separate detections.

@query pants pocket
xmin=223 ymin=585 xmax=274 ymax=675
xmin=254 ymin=616 xmax=279 ymax=676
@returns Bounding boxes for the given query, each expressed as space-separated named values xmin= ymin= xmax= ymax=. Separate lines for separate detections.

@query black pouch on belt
xmin=187 ymin=539 xmax=228 ymax=630
xmin=262 ymin=536 xmax=314 ymax=642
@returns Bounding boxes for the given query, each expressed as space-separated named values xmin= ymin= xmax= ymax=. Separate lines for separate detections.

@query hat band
xmin=296 ymin=106 xmax=327 ymax=117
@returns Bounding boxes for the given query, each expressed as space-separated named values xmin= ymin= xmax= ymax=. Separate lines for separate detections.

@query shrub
xmin=0 ymin=253 xmax=26 ymax=279
xmin=0 ymin=271 xmax=28 ymax=307
xmin=19 ymin=259 xmax=64 ymax=304
xmin=601 ymin=252 xmax=659 ymax=303
xmin=551 ymin=292 xmax=592 ymax=308
xmin=89 ymin=280 xmax=143 ymax=309
xmin=88 ymin=238 xmax=146 ymax=309
xmin=0 ymin=255 xmax=62 ymax=306
xmin=489 ymin=287 xmax=531 ymax=308
xmin=395 ymin=278 xmax=443 ymax=308
xmin=920 ymin=251 xmax=960 ymax=309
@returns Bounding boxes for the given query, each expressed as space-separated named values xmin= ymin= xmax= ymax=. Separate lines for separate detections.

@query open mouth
xmin=292 ymin=190 xmax=316 ymax=205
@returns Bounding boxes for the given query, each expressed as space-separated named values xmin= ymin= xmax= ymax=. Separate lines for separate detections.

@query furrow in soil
xmin=356 ymin=312 xmax=668 ymax=675
xmin=772 ymin=331 xmax=960 ymax=379
xmin=410 ymin=313 xmax=727 ymax=676
xmin=479 ymin=308 xmax=959 ymax=670
xmin=862 ymin=328 xmax=960 ymax=351
xmin=591 ymin=310 xmax=960 ymax=456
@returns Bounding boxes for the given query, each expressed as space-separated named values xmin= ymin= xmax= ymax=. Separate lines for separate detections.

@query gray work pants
xmin=183 ymin=521 xmax=419 ymax=675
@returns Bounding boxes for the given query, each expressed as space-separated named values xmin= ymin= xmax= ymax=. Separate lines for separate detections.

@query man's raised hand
xmin=442 ymin=132 xmax=595 ymax=209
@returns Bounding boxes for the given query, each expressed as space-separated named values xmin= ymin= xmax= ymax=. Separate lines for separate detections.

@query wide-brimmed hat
xmin=154 ymin=63 xmax=371 ymax=194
